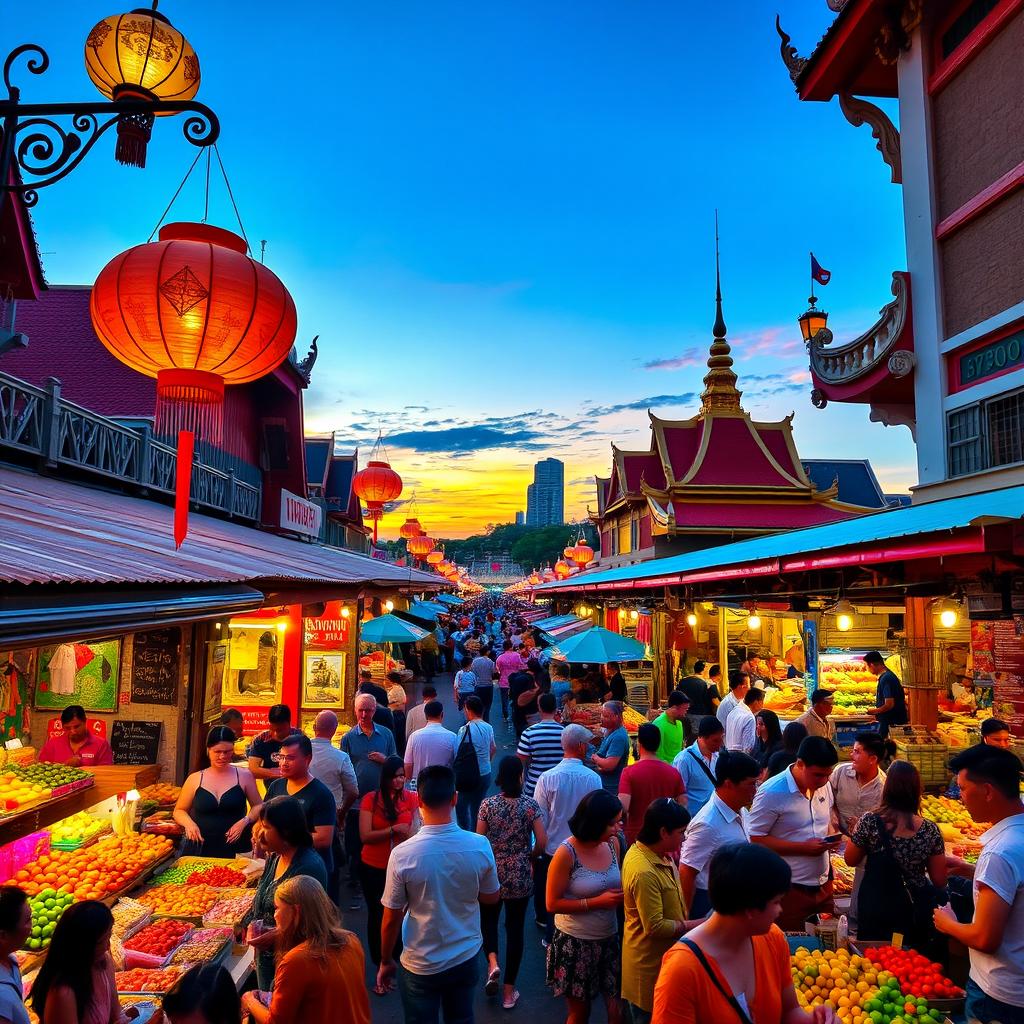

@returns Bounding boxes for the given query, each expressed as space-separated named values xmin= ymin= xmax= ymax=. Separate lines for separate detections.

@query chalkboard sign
xmin=131 ymin=628 xmax=180 ymax=705
xmin=111 ymin=720 xmax=161 ymax=765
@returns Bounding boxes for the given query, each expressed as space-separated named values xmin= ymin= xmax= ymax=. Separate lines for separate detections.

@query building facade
xmin=780 ymin=0 xmax=1024 ymax=501
xmin=526 ymin=457 xmax=564 ymax=526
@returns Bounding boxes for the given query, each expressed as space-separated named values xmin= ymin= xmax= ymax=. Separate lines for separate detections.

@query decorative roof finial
xmin=700 ymin=212 xmax=743 ymax=416
xmin=775 ymin=15 xmax=808 ymax=86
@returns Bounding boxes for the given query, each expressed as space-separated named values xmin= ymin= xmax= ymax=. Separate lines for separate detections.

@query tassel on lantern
xmin=115 ymin=110 xmax=155 ymax=167
xmin=174 ymin=430 xmax=195 ymax=549
xmin=155 ymin=369 xmax=225 ymax=447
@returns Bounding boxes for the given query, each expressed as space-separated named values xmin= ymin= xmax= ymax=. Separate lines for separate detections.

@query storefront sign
xmin=111 ymin=720 xmax=161 ymax=765
xmin=952 ymin=327 xmax=1024 ymax=391
xmin=130 ymin=628 xmax=180 ymax=705
xmin=279 ymin=489 xmax=322 ymax=538
xmin=303 ymin=603 xmax=351 ymax=647
xmin=971 ymin=619 xmax=1024 ymax=734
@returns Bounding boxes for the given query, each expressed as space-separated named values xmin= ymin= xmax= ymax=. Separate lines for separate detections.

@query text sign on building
xmin=304 ymin=602 xmax=351 ymax=647
xmin=280 ymin=488 xmax=322 ymax=538
xmin=957 ymin=329 xmax=1024 ymax=388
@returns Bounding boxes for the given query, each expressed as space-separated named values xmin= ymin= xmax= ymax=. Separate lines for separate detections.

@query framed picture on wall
xmin=302 ymin=651 xmax=346 ymax=709
xmin=222 ymin=623 xmax=284 ymax=707
xmin=203 ymin=640 xmax=230 ymax=723
xmin=35 ymin=639 xmax=121 ymax=714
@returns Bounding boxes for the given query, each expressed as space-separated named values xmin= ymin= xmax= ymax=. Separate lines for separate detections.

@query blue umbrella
xmin=359 ymin=614 xmax=431 ymax=644
xmin=551 ymin=626 xmax=646 ymax=664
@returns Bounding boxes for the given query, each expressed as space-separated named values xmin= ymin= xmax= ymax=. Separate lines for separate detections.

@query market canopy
xmin=551 ymin=626 xmax=646 ymax=664
xmin=532 ymin=614 xmax=579 ymax=631
xmin=535 ymin=484 xmax=1024 ymax=594
xmin=359 ymin=613 xmax=431 ymax=644
xmin=539 ymin=616 xmax=592 ymax=641
xmin=402 ymin=601 xmax=445 ymax=622
xmin=434 ymin=593 xmax=464 ymax=606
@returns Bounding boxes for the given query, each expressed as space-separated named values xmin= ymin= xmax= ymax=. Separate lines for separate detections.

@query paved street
xmin=344 ymin=671 xmax=611 ymax=1023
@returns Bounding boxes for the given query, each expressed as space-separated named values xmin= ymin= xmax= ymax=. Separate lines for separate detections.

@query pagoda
xmin=592 ymin=261 xmax=882 ymax=567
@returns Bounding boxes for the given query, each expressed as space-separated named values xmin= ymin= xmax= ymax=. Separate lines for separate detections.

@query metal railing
xmin=0 ymin=372 xmax=261 ymax=521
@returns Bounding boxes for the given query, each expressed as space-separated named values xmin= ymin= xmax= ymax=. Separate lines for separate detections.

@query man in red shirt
xmin=618 ymin=722 xmax=686 ymax=846
xmin=38 ymin=705 xmax=114 ymax=766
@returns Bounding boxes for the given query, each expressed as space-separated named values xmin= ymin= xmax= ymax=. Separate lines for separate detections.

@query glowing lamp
xmin=747 ymin=611 xmax=761 ymax=631
xmin=833 ymin=598 xmax=856 ymax=632
xmin=686 ymin=611 xmax=697 ymax=628
xmin=554 ymin=559 xmax=571 ymax=579
xmin=798 ymin=299 xmax=829 ymax=344
xmin=399 ymin=517 xmax=423 ymax=540
xmin=528 ymin=573 xmax=541 ymax=586
xmin=425 ymin=550 xmax=444 ymax=566
xmin=90 ymin=222 xmax=297 ymax=443
xmin=407 ymin=535 xmax=435 ymax=558
xmin=563 ymin=546 xmax=576 ymax=560
xmin=630 ymin=609 xmax=639 ymax=622
xmin=85 ymin=8 xmax=201 ymax=166
xmin=341 ymin=607 xmax=351 ymax=618
xmin=385 ymin=600 xmax=394 ymax=612
xmin=353 ymin=461 xmax=403 ymax=505
xmin=936 ymin=598 xmax=960 ymax=629
xmin=569 ymin=540 xmax=594 ymax=567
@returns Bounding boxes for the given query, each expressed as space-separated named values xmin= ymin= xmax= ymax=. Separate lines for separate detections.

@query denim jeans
xmin=399 ymin=954 xmax=479 ymax=1024
xmin=456 ymin=773 xmax=492 ymax=831
xmin=474 ymin=685 xmax=494 ymax=722
xmin=966 ymin=977 xmax=1024 ymax=1024
xmin=499 ymin=686 xmax=510 ymax=719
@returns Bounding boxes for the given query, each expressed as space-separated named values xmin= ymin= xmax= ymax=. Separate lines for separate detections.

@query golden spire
xmin=700 ymin=213 xmax=743 ymax=415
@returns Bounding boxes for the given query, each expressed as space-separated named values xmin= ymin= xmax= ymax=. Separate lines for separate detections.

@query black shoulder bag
xmin=454 ymin=723 xmax=481 ymax=793
xmin=680 ymin=938 xmax=754 ymax=1024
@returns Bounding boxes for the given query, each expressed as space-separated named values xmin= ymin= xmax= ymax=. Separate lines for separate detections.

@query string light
xmin=385 ymin=600 xmax=394 ymax=612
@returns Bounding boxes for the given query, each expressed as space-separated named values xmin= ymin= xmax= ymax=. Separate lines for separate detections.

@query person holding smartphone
xmin=748 ymin=736 xmax=842 ymax=931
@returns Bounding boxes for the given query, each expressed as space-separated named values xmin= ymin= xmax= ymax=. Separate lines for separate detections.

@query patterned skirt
xmin=546 ymin=928 xmax=621 ymax=1000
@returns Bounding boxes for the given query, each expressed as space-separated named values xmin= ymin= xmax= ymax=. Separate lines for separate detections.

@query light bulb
xmin=385 ymin=600 xmax=394 ymax=612
xmin=276 ymin=621 xmax=287 ymax=632
xmin=747 ymin=614 xmax=761 ymax=631
xmin=836 ymin=613 xmax=854 ymax=632
xmin=832 ymin=599 xmax=855 ymax=632
xmin=630 ymin=610 xmax=639 ymax=622
xmin=939 ymin=607 xmax=958 ymax=628
xmin=341 ymin=607 xmax=351 ymax=618
xmin=686 ymin=612 xmax=697 ymax=627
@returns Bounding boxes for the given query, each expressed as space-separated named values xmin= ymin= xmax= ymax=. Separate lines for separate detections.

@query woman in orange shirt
xmin=652 ymin=844 xmax=836 ymax=1024
xmin=241 ymin=875 xmax=369 ymax=1024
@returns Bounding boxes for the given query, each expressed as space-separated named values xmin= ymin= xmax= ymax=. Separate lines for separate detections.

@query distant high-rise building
xmin=525 ymin=458 xmax=564 ymax=527
xmin=515 ymin=510 xmax=524 ymax=525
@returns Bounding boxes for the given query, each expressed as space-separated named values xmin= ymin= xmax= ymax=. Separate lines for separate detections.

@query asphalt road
xmin=344 ymin=671 xmax=613 ymax=1024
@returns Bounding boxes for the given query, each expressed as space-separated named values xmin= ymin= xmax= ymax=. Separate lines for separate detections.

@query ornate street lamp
xmin=0 ymin=6 xmax=218 ymax=210
xmin=798 ymin=295 xmax=830 ymax=345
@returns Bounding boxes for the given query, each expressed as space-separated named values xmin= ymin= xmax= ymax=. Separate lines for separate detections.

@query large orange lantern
xmin=399 ymin=517 xmax=423 ymax=540
xmin=90 ymin=222 xmax=297 ymax=443
xmin=554 ymin=559 xmax=571 ymax=579
xmin=569 ymin=539 xmax=595 ymax=568
xmin=353 ymin=456 xmax=403 ymax=543
xmin=407 ymin=534 xmax=434 ymax=558
xmin=425 ymin=550 xmax=444 ymax=566
xmin=85 ymin=8 xmax=201 ymax=167
xmin=563 ymin=546 xmax=576 ymax=560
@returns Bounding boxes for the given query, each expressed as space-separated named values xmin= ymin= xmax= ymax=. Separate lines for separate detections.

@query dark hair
xmin=698 ymin=715 xmax=725 ymax=739
xmin=863 ymin=650 xmax=885 ymax=667
xmin=31 ymin=901 xmax=114 ymax=1020
xmin=268 ymin=704 xmax=291 ymax=724
xmin=981 ymin=718 xmax=1010 ymax=738
xmin=693 ymin=660 xmax=706 ymax=674
xmin=422 ymin=685 xmax=438 ymax=699
xmin=424 ymin=700 xmax=444 ymax=719
xmin=376 ymin=755 xmax=406 ymax=823
xmin=781 ymin=721 xmax=808 ymax=753
xmin=715 ymin=750 xmax=761 ymax=787
xmin=551 ymin=661 xmax=570 ymax=680
xmin=220 ymin=708 xmax=243 ymax=725
xmin=636 ymin=798 xmax=690 ymax=846
xmin=461 ymin=656 xmax=473 ymax=668
xmin=796 ymin=736 xmax=839 ymax=768
xmin=728 ymin=671 xmax=749 ymax=692
xmin=744 ymin=688 xmax=765 ymax=707
xmin=0 ymin=886 xmax=27 ymax=933
xmin=279 ymin=733 xmax=313 ymax=759
xmin=568 ymin=789 xmax=622 ymax=842
xmin=756 ymin=709 xmax=782 ymax=747
xmin=606 ymin=661 xmax=620 ymax=672
xmin=386 ymin=671 xmax=403 ymax=684
xmin=667 ymin=690 xmax=689 ymax=708
xmin=259 ymin=796 xmax=312 ymax=849
xmin=206 ymin=725 xmax=236 ymax=748
xmin=538 ymin=692 xmax=557 ymax=713
xmin=495 ymin=755 xmax=524 ymax=798
xmin=162 ymin=963 xmax=241 ymax=1024
xmin=949 ymin=743 xmax=1024 ymax=801
xmin=464 ymin=695 xmax=484 ymax=716
xmin=879 ymin=759 xmax=922 ymax=819
xmin=417 ymin=765 xmax=456 ymax=809
xmin=637 ymin=722 xmax=661 ymax=753
xmin=708 ymin=843 xmax=791 ymax=915
xmin=503 ymin=640 xmax=513 ymax=650
xmin=854 ymin=731 xmax=886 ymax=759
xmin=60 ymin=704 xmax=86 ymax=725
xmin=709 ymin=663 xmax=722 ymax=679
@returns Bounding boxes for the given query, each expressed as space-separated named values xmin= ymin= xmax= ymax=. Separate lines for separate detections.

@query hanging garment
xmin=49 ymin=645 xmax=77 ymax=695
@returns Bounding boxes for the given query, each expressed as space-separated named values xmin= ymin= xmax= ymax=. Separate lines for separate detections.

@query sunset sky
xmin=12 ymin=1 xmax=916 ymax=538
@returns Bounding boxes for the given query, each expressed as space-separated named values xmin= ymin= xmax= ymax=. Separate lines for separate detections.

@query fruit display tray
xmin=848 ymin=942 xmax=966 ymax=1016
xmin=51 ymin=824 xmax=113 ymax=851
xmin=49 ymin=777 xmax=95 ymax=800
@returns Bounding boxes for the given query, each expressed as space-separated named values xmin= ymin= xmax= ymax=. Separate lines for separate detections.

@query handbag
xmin=680 ymin=938 xmax=753 ymax=1024
xmin=454 ymin=723 xmax=481 ymax=793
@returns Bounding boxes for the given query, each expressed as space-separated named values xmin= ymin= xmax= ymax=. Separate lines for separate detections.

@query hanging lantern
xmin=399 ymin=517 xmax=423 ymax=540
xmin=569 ymin=539 xmax=595 ymax=567
xmin=563 ymin=546 xmax=576 ymax=560
xmin=353 ymin=457 xmax=403 ymax=543
xmin=425 ymin=550 xmax=444 ymax=566
xmin=91 ymin=222 xmax=296 ymax=444
xmin=407 ymin=534 xmax=434 ymax=558
xmin=554 ymin=559 xmax=571 ymax=579
xmin=85 ymin=8 xmax=201 ymax=168
xmin=528 ymin=572 xmax=541 ymax=586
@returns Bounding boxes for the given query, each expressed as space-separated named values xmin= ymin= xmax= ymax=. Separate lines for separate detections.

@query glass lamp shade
xmin=798 ymin=306 xmax=829 ymax=343
xmin=86 ymin=9 xmax=200 ymax=107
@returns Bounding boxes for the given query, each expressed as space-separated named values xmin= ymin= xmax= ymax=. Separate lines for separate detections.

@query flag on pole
xmin=811 ymin=253 xmax=831 ymax=286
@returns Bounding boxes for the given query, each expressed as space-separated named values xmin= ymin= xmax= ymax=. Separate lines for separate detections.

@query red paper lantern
xmin=563 ymin=546 xmax=576 ymax=560
xmin=399 ymin=517 xmax=423 ymax=540
xmin=426 ymin=550 xmax=444 ymax=566
xmin=407 ymin=535 xmax=434 ymax=558
xmin=569 ymin=540 xmax=595 ymax=567
xmin=554 ymin=559 xmax=570 ymax=578
xmin=90 ymin=222 xmax=297 ymax=443
xmin=353 ymin=458 xmax=402 ymax=542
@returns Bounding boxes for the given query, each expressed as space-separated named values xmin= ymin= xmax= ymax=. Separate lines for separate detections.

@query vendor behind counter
xmin=37 ymin=705 xmax=113 ymax=767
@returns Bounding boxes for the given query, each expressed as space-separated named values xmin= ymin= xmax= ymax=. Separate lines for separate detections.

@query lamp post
xmin=798 ymin=294 xmax=830 ymax=346
xmin=0 ymin=7 xmax=219 ymax=212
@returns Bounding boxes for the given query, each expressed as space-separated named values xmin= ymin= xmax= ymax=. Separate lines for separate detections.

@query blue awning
xmin=435 ymin=593 xmax=464 ymax=606
xmin=532 ymin=614 xmax=579 ymax=630
xmin=406 ymin=601 xmax=443 ymax=622
xmin=536 ymin=484 xmax=1024 ymax=593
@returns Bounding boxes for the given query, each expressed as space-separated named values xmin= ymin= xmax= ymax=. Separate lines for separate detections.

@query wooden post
xmin=904 ymin=596 xmax=939 ymax=731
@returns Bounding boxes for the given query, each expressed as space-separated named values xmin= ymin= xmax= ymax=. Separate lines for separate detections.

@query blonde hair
xmin=274 ymin=876 xmax=348 ymax=958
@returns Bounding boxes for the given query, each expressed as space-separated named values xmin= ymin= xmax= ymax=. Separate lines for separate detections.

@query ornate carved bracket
xmin=297 ymin=334 xmax=319 ymax=384
xmin=875 ymin=0 xmax=923 ymax=64
xmin=838 ymin=93 xmax=902 ymax=184
xmin=775 ymin=16 xmax=808 ymax=85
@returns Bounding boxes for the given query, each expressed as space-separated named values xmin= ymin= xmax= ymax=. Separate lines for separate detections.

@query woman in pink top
xmin=31 ymin=901 xmax=128 ymax=1024
xmin=495 ymin=640 xmax=525 ymax=724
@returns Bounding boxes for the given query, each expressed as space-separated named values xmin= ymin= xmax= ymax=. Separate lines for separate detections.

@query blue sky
xmin=8 ymin=1 xmax=916 ymax=536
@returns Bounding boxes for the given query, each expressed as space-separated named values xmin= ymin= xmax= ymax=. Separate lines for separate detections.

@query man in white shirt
xmin=379 ymin=765 xmax=500 ymax=1016
xmin=829 ymin=731 xmax=886 ymax=835
xmin=797 ymin=689 xmax=837 ymax=744
xmin=674 ymin=716 xmax=726 ymax=818
xmin=404 ymin=685 xmax=439 ymax=741
xmin=725 ymin=687 xmax=764 ymax=754
xmin=309 ymin=710 xmax=359 ymax=903
xmin=403 ymin=700 xmax=457 ymax=792
xmin=748 ymin=735 xmax=841 ymax=930
xmin=716 ymin=670 xmax=750 ymax=727
xmin=934 ymin=744 xmax=1024 ymax=1024
xmin=679 ymin=750 xmax=759 ymax=917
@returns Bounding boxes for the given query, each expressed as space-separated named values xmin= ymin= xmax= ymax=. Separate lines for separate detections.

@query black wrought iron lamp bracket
xmin=0 ymin=44 xmax=220 ymax=207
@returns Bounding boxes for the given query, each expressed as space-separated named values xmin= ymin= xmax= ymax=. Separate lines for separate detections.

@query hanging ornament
xmin=399 ymin=517 xmax=423 ymax=540
xmin=569 ymin=537 xmax=595 ymax=568
xmin=407 ymin=534 xmax=435 ymax=558
xmin=352 ymin=435 xmax=403 ymax=543
xmin=554 ymin=559 xmax=571 ymax=579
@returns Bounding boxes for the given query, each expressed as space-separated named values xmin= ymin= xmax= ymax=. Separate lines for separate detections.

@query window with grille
xmin=947 ymin=388 xmax=1024 ymax=476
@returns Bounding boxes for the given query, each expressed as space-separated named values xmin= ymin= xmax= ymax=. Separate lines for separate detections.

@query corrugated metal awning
xmin=0 ymin=466 xmax=439 ymax=590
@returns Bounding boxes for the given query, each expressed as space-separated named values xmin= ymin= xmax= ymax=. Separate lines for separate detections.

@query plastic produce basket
xmin=891 ymin=726 xmax=950 ymax=786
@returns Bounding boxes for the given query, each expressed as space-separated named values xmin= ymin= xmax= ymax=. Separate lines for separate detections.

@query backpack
xmin=454 ymin=723 xmax=481 ymax=792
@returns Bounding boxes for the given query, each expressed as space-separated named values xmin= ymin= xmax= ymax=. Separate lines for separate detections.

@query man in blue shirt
xmin=672 ymin=715 xmax=725 ymax=817
xmin=864 ymin=650 xmax=908 ymax=737
xmin=591 ymin=701 xmax=631 ymax=794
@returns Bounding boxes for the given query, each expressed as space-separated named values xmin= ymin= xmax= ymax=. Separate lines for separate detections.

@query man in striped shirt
xmin=517 ymin=693 xmax=564 ymax=797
